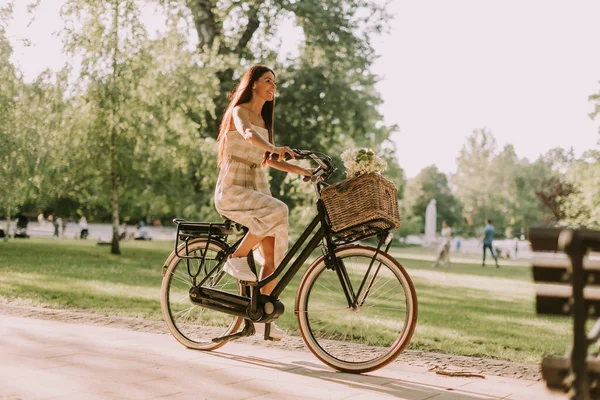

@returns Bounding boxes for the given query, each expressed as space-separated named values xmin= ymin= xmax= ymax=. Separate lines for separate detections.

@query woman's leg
xmin=231 ymin=231 xmax=264 ymax=258
xmin=482 ymin=244 xmax=487 ymax=265
xmin=432 ymin=249 xmax=441 ymax=267
xmin=432 ymin=253 xmax=439 ymax=266
xmin=259 ymin=236 xmax=276 ymax=295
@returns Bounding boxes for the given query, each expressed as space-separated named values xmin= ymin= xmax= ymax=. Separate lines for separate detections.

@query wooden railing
xmin=530 ymin=226 xmax=600 ymax=400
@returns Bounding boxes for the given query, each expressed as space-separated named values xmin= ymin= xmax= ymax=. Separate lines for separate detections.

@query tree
xmin=508 ymin=157 xmax=554 ymax=234
xmin=535 ymin=176 xmax=583 ymax=223
xmin=60 ymin=0 xmax=155 ymax=254
xmin=154 ymin=0 xmax=399 ymax=182
xmin=396 ymin=215 xmax=422 ymax=239
xmin=0 ymin=3 xmax=29 ymax=241
xmin=172 ymin=0 xmax=391 ymax=130
xmin=271 ymin=48 xmax=405 ymax=209
xmin=402 ymin=165 xmax=461 ymax=233
xmin=453 ymin=128 xmax=503 ymax=234
xmin=18 ymin=0 xmax=399 ymax=234
xmin=16 ymin=69 xmax=74 ymax=213
xmin=489 ymin=144 xmax=553 ymax=236
xmin=59 ymin=1 xmax=223 ymax=251
xmin=562 ymin=150 xmax=600 ymax=228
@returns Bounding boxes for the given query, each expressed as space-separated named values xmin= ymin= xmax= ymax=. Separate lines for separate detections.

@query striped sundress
xmin=214 ymin=124 xmax=289 ymax=268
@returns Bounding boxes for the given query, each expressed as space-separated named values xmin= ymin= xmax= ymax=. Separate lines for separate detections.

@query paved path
xmin=0 ymin=316 xmax=565 ymax=400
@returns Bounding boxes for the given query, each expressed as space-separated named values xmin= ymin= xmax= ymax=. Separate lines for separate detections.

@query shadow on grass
xmin=0 ymin=240 xmax=170 ymax=288
xmin=3 ymin=282 xmax=163 ymax=320
xmin=411 ymin=279 xmax=570 ymax=362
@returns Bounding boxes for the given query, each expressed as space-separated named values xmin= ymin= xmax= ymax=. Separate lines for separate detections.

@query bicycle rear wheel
xmin=161 ymin=239 xmax=243 ymax=350
xmin=296 ymin=245 xmax=417 ymax=373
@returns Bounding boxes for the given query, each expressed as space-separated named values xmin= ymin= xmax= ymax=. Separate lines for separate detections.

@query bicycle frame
xmin=184 ymin=152 xmax=394 ymax=319
xmin=163 ymin=151 xmax=414 ymax=366
xmin=260 ymin=201 xmax=325 ymax=299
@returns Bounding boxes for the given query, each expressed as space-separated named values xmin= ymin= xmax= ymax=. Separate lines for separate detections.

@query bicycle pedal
xmin=211 ymin=320 xmax=256 ymax=343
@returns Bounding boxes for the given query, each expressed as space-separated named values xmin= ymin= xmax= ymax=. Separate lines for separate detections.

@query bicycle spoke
xmin=174 ymin=292 xmax=189 ymax=303
xmin=162 ymin=240 xmax=242 ymax=350
xmin=297 ymin=248 xmax=417 ymax=372
xmin=364 ymin=281 xmax=399 ymax=304
xmin=172 ymin=271 xmax=193 ymax=287
xmin=174 ymin=305 xmax=195 ymax=322
xmin=298 ymin=307 xmax=349 ymax=313
xmin=362 ymin=305 xmax=405 ymax=312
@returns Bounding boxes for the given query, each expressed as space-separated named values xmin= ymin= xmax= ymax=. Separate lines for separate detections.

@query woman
xmin=214 ymin=65 xmax=313 ymax=339
xmin=432 ymin=220 xmax=452 ymax=268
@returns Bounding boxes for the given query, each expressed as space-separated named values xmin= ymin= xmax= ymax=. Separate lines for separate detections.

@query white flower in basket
xmin=340 ymin=148 xmax=388 ymax=179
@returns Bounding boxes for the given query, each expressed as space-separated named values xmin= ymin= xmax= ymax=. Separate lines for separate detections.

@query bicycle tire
xmin=296 ymin=245 xmax=417 ymax=373
xmin=161 ymin=239 xmax=243 ymax=350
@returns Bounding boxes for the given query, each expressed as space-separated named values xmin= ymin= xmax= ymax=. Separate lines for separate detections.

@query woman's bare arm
xmin=232 ymin=106 xmax=295 ymax=159
xmin=232 ymin=106 xmax=275 ymax=152
xmin=266 ymin=158 xmax=312 ymax=176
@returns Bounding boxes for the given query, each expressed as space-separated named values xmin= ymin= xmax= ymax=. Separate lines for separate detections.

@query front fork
xmin=323 ymin=229 xmax=393 ymax=310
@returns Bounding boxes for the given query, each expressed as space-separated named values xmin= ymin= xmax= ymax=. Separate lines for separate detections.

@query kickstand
xmin=211 ymin=319 xmax=255 ymax=343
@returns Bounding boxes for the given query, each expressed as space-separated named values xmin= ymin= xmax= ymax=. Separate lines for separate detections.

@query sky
xmin=4 ymin=0 xmax=600 ymax=178
xmin=371 ymin=1 xmax=600 ymax=177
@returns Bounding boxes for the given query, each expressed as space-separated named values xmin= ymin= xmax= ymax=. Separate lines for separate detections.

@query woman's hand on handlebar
xmin=302 ymin=167 xmax=319 ymax=182
xmin=270 ymin=146 xmax=296 ymax=160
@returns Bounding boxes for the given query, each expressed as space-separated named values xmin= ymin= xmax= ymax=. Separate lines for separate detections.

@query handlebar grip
xmin=271 ymin=149 xmax=334 ymax=177
xmin=284 ymin=149 xmax=303 ymax=161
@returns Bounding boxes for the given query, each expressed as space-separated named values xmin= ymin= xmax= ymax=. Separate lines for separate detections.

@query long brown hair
xmin=217 ymin=65 xmax=275 ymax=167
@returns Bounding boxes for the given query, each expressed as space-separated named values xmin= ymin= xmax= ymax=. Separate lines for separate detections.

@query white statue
xmin=424 ymin=198 xmax=437 ymax=244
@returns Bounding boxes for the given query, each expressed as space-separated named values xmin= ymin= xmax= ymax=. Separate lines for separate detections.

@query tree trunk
xmin=186 ymin=0 xmax=263 ymax=133
xmin=188 ymin=0 xmax=220 ymax=50
xmin=4 ymin=200 xmax=10 ymax=242
xmin=110 ymin=167 xmax=120 ymax=254
xmin=109 ymin=0 xmax=121 ymax=255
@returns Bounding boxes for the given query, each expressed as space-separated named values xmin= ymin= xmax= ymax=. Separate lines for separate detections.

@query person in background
xmin=432 ymin=221 xmax=452 ymax=268
xmin=78 ymin=216 xmax=89 ymax=239
xmin=134 ymin=222 xmax=151 ymax=240
xmin=61 ymin=217 xmax=67 ymax=238
xmin=14 ymin=214 xmax=29 ymax=238
xmin=118 ymin=223 xmax=128 ymax=241
xmin=52 ymin=214 xmax=60 ymax=239
xmin=479 ymin=219 xmax=499 ymax=268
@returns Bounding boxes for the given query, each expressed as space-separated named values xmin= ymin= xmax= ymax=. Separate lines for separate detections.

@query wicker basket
xmin=321 ymin=172 xmax=402 ymax=242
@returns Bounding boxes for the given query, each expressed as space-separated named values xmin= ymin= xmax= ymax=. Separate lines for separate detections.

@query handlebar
xmin=270 ymin=148 xmax=335 ymax=181
xmin=291 ymin=149 xmax=335 ymax=182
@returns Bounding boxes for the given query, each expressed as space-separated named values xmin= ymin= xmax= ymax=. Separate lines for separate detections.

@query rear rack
xmin=173 ymin=218 xmax=234 ymax=260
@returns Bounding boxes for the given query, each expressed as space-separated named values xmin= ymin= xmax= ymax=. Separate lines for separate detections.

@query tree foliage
xmin=0 ymin=0 xmax=400 ymax=252
xmin=561 ymin=150 xmax=600 ymax=228
xmin=402 ymin=165 xmax=461 ymax=233
xmin=6 ymin=0 xmax=598 ymax=246
xmin=535 ymin=176 xmax=582 ymax=223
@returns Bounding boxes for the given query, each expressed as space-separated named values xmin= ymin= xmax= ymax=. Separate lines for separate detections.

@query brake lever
xmin=271 ymin=149 xmax=301 ymax=162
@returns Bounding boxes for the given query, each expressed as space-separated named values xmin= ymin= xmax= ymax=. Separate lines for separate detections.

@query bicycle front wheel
xmin=161 ymin=239 xmax=243 ymax=351
xmin=296 ymin=245 xmax=417 ymax=373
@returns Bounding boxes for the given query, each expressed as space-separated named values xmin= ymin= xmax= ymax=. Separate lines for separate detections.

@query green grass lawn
xmin=0 ymin=239 xmax=570 ymax=364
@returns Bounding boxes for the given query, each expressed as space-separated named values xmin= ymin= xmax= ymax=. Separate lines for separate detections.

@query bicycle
xmin=160 ymin=150 xmax=418 ymax=373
